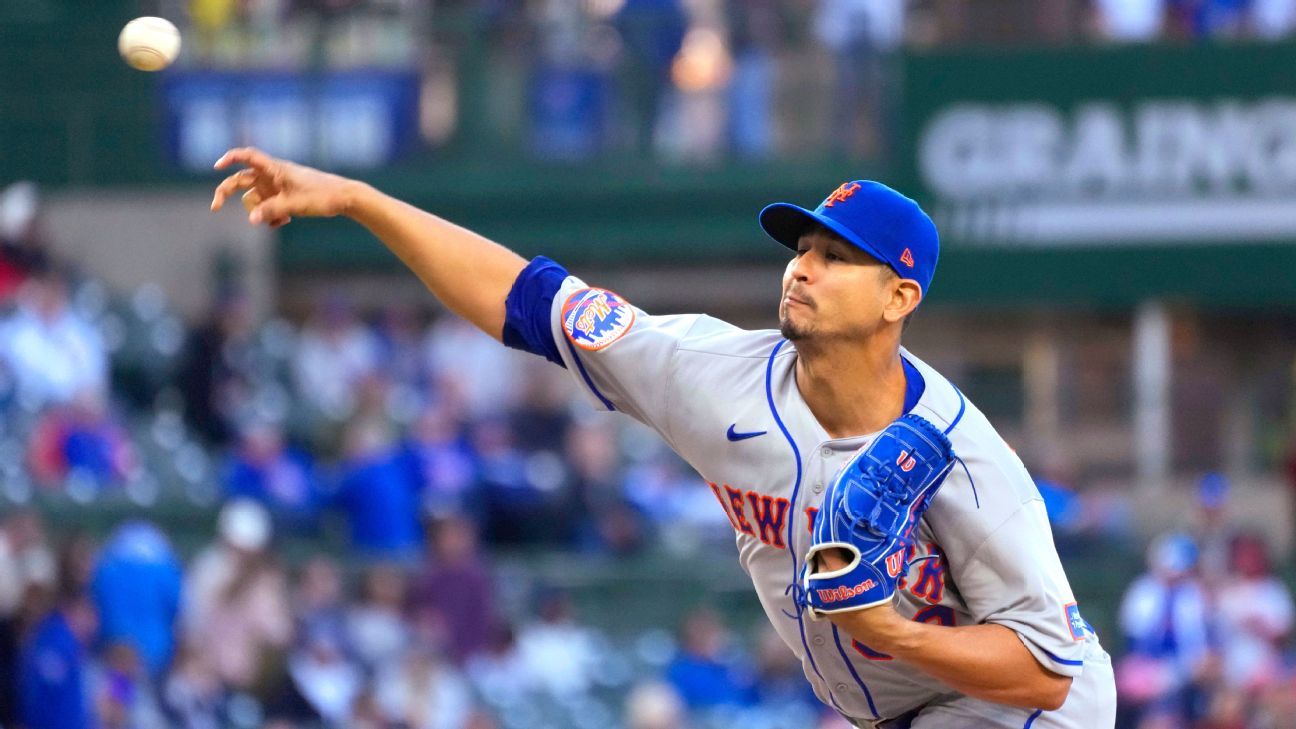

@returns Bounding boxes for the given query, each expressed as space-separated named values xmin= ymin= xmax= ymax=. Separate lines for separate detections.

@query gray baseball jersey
xmin=540 ymin=276 xmax=1115 ymax=728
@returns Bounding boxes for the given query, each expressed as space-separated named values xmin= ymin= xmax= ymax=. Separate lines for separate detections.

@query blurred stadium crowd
xmin=165 ymin=0 xmax=1296 ymax=163
xmin=0 ymin=505 xmax=833 ymax=729
xmin=1115 ymin=482 xmax=1296 ymax=729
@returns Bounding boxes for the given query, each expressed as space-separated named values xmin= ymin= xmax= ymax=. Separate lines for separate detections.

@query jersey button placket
xmin=812 ymin=445 xmax=833 ymax=493
xmin=812 ymin=635 xmax=826 ymax=646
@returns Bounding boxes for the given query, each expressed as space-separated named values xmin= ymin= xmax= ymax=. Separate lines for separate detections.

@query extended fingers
xmin=211 ymin=169 xmax=258 ymax=211
xmin=214 ymin=147 xmax=276 ymax=173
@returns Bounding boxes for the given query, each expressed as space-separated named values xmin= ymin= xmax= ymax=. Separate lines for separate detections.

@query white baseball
xmin=118 ymin=17 xmax=181 ymax=72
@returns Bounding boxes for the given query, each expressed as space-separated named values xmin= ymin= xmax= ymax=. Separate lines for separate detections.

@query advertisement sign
xmin=900 ymin=43 xmax=1296 ymax=248
xmin=161 ymin=69 xmax=420 ymax=172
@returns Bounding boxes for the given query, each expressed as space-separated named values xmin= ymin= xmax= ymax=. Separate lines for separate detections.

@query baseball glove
xmin=802 ymin=413 xmax=956 ymax=616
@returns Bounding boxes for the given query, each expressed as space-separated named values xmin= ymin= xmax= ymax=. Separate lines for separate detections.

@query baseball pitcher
xmin=211 ymin=149 xmax=1117 ymax=728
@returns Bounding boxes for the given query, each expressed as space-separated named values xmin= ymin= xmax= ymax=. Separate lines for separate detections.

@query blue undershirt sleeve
xmin=501 ymin=255 xmax=569 ymax=367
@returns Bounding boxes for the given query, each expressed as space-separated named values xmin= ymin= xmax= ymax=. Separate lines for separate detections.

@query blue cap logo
xmin=759 ymin=180 xmax=940 ymax=299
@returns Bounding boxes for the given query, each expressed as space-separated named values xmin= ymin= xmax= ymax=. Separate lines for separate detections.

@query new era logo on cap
xmin=900 ymin=248 xmax=914 ymax=268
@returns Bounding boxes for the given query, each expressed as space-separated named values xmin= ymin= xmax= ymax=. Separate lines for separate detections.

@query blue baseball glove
xmin=802 ymin=413 xmax=956 ymax=617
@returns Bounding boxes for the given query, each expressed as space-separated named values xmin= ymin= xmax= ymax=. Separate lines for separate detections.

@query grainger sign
xmin=900 ymin=44 xmax=1296 ymax=249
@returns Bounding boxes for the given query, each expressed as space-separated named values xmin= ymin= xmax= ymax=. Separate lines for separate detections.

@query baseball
xmin=118 ymin=17 xmax=181 ymax=72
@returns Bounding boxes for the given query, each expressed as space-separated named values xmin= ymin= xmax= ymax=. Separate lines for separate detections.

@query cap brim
xmin=758 ymin=202 xmax=893 ymax=271
xmin=758 ymin=203 xmax=818 ymax=250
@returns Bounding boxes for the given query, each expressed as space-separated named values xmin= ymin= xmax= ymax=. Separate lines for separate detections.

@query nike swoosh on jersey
xmin=726 ymin=424 xmax=768 ymax=442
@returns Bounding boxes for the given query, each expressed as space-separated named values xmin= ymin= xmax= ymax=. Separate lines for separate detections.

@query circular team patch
xmin=561 ymin=287 xmax=636 ymax=351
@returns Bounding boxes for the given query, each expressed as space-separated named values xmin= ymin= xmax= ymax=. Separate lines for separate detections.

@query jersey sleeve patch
xmin=1064 ymin=603 xmax=1085 ymax=641
xmin=561 ymin=287 xmax=636 ymax=351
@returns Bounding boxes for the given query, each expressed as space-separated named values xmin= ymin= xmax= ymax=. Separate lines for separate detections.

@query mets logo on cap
xmin=562 ymin=287 xmax=636 ymax=351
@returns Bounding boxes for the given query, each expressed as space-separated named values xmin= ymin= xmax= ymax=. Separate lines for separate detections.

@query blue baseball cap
xmin=759 ymin=180 xmax=940 ymax=298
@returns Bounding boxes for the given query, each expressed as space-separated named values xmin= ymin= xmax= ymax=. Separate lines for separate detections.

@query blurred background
xmin=2 ymin=0 xmax=1296 ymax=728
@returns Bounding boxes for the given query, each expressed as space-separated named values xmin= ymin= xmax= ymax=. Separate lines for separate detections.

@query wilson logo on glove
xmin=896 ymin=450 xmax=917 ymax=472
xmin=817 ymin=579 xmax=878 ymax=603
xmin=885 ymin=550 xmax=906 ymax=578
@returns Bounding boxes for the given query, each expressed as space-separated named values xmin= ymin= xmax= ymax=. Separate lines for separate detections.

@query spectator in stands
xmin=0 ymin=526 xmax=59 ymax=721
xmin=465 ymin=623 xmax=530 ymax=707
xmin=1090 ymin=0 xmax=1168 ymax=41
xmin=614 ymin=0 xmax=688 ymax=156
xmin=1117 ymin=533 xmax=1215 ymax=728
xmin=0 ymin=508 xmax=55 ymax=618
xmin=293 ymin=556 xmax=352 ymax=661
xmin=178 ymin=287 xmax=258 ymax=446
xmin=222 ymin=419 xmax=320 ymax=531
xmin=0 ymin=181 xmax=50 ymax=303
xmin=373 ymin=642 xmax=473 ymax=729
xmin=624 ymin=681 xmax=688 ymax=729
xmin=188 ymin=0 xmax=240 ymax=58
xmin=623 ymin=444 xmax=733 ymax=548
xmin=515 ymin=587 xmax=599 ymax=699
xmin=401 ymin=401 xmax=479 ymax=520
xmin=473 ymin=416 xmax=545 ymax=545
xmin=374 ymin=302 xmax=428 ymax=395
xmin=3 ymin=585 xmax=57 ymax=726
xmin=509 ymin=365 xmax=573 ymax=455
xmin=563 ymin=417 xmax=644 ymax=552
xmin=1215 ymin=533 xmax=1293 ymax=693
xmin=185 ymin=499 xmax=292 ymax=691
xmin=424 ymin=315 xmax=527 ymax=420
xmin=813 ymin=0 xmax=904 ymax=158
xmin=346 ymin=564 xmax=411 ymax=673
xmin=20 ymin=589 xmax=98 ymax=729
xmin=665 ymin=608 xmax=755 ymax=710
xmin=56 ymin=533 xmax=98 ymax=602
xmin=0 ymin=266 xmax=107 ymax=411
xmin=410 ymin=516 xmax=497 ymax=665
xmin=0 ymin=510 xmax=56 ymax=726
xmin=28 ymin=391 xmax=137 ymax=490
xmin=348 ymin=370 xmax=404 ymax=449
xmin=93 ymin=641 xmax=162 ymax=729
xmin=724 ymin=0 xmax=781 ymax=158
xmin=89 ymin=521 xmax=183 ymax=677
xmin=750 ymin=626 xmax=820 ymax=716
xmin=285 ymin=624 xmax=363 ymax=726
xmin=1030 ymin=454 xmax=1093 ymax=554
xmin=292 ymin=293 xmax=378 ymax=422
xmin=1193 ymin=472 xmax=1235 ymax=589
xmin=160 ymin=642 xmax=229 ymax=729
xmin=335 ymin=420 xmax=423 ymax=558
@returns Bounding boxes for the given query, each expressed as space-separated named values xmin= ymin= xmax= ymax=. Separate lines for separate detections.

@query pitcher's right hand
xmin=210 ymin=147 xmax=363 ymax=228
